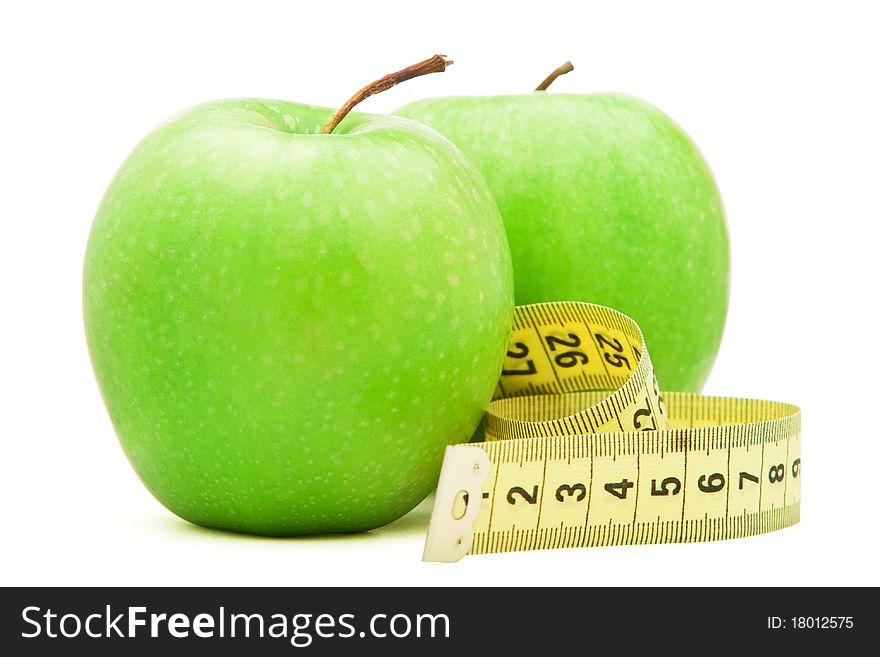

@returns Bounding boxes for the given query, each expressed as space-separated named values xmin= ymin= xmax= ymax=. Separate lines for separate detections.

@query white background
xmin=2 ymin=0 xmax=878 ymax=586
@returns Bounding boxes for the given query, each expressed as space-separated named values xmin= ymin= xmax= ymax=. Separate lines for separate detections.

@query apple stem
xmin=320 ymin=54 xmax=453 ymax=135
xmin=535 ymin=61 xmax=574 ymax=91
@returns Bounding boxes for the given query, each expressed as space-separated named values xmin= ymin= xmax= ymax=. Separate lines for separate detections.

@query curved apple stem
xmin=320 ymin=54 xmax=453 ymax=135
xmin=535 ymin=61 xmax=574 ymax=91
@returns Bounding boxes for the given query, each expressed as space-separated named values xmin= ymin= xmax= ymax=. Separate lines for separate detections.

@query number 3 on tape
xmin=423 ymin=302 xmax=801 ymax=562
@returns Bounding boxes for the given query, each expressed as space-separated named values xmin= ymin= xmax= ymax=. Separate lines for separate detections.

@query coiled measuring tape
xmin=424 ymin=302 xmax=800 ymax=562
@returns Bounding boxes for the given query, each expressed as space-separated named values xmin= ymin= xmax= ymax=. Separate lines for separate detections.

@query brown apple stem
xmin=535 ymin=61 xmax=574 ymax=91
xmin=320 ymin=54 xmax=453 ymax=135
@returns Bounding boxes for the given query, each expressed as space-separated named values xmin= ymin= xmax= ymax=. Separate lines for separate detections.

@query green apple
xmin=395 ymin=92 xmax=729 ymax=391
xmin=83 ymin=97 xmax=513 ymax=535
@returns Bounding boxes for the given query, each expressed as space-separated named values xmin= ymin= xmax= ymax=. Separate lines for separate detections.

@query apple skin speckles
xmin=83 ymin=99 xmax=513 ymax=536
xmin=397 ymin=93 xmax=729 ymax=392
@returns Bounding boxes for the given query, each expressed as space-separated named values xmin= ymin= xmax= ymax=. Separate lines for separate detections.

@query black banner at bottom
xmin=0 ymin=587 xmax=869 ymax=654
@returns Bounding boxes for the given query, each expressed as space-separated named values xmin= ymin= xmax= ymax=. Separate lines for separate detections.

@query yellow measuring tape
xmin=424 ymin=302 xmax=800 ymax=562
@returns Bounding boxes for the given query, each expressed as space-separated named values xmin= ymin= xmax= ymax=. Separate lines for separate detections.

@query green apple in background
xmin=396 ymin=66 xmax=729 ymax=391
xmin=84 ymin=56 xmax=514 ymax=535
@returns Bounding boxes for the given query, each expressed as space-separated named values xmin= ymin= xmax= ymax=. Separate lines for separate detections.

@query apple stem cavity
xmin=320 ymin=54 xmax=454 ymax=135
xmin=534 ymin=61 xmax=574 ymax=92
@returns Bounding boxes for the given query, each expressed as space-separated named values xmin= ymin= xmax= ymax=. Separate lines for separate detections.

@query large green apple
xmin=396 ymin=92 xmax=729 ymax=391
xmin=83 ymin=98 xmax=513 ymax=535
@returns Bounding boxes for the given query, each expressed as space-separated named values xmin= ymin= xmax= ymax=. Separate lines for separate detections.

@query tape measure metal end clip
xmin=422 ymin=445 xmax=490 ymax=563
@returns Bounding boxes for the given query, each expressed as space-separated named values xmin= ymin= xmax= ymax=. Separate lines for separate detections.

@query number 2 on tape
xmin=423 ymin=302 xmax=800 ymax=562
